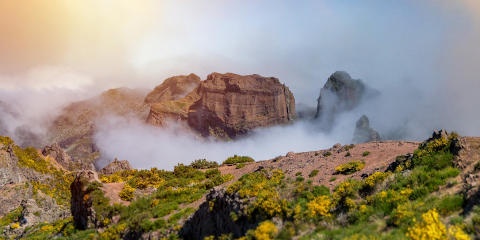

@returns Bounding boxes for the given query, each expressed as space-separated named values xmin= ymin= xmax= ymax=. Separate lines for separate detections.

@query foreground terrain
xmin=1 ymin=130 xmax=480 ymax=239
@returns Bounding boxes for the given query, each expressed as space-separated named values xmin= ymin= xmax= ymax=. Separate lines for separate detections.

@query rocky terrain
xmin=1 ymin=130 xmax=480 ymax=239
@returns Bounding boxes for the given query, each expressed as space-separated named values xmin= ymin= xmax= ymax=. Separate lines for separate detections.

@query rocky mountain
xmin=100 ymin=158 xmax=133 ymax=175
xmin=315 ymin=71 xmax=377 ymax=130
xmin=352 ymin=115 xmax=381 ymax=144
xmin=47 ymin=88 xmax=150 ymax=170
xmin=147 ymin=73 xmax=296 ymax=139
xmin=144 ymin=73 xmax=201 ymax=104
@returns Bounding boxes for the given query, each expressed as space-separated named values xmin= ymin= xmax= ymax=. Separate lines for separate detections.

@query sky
xmin=0 ymin=1 xmax=480 ymax=169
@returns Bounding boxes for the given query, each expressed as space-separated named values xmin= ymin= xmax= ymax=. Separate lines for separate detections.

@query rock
xmin=148 ymin=73 xmax=296 ymax=139
xmin=286 ymin=152 xmax=295 ymax=157
xmin=180 ymin=187 xmax=255 ymax=240
xmin=332 ymin=143 xmax=342 ymax=149
xmin=47 ymin=88 xmax=149 ymax=168
xmin=352 ymin=115 xmax=381 ymax=144
xmin=70 ymin=170 xmax=101 ymax=230
xmin=315 ymin=71 xmax=377 ymax=130
xmin=144 ymin=74 xmax=201 ymax=104
xmin=100 ymin=158 xmax=133 ymax=175
xmin=42 ymin=143 xmax=74 ymax=170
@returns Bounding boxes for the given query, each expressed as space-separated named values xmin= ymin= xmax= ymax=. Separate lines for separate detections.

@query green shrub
xmin=236 ymin=163 xmax=246 ymax=169
xmin=323 ymin=151 xmax=332 ymax=157
xmin=329 ymin=177 xmax=337 ymax=182
xmin=362 ymin=151 xmax=371 ymax=157
xmin=222 ymin=155 xmax=254 ymax=165
xmin=438 ymin=195 xmax=464 ymax=214
xmin=344 ymin=144 xmax=355 ymax=151
xmin=205 ymin=168 xmax=221 ymax=179
xmin=309 ymin=170 xmax=319 ymax=178
xmin=190 ymin=159 xmax=218 ymax=169
xmin=119 ymin=184 xmax=135 ymax=201
xmin=335 ymin=161 xmax=365 ymax=175
xmin=345 ymin=152 xmax=351 ymax=157
xmin=296 ymin=177 xmax=305 ymax=182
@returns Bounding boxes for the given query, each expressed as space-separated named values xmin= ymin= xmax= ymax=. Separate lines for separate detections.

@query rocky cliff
xmin=147 ymin=73 xmax=296 ymax=139
xmin=47 ymin=88 xmax=150 ymax=169
xmin=315 ymin=71 xmax=377 ymax=130
xmin=144 ymin=73 xmax=201 ymax=104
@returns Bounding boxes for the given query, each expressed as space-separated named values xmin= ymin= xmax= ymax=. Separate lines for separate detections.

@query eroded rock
xmin=100 ymin=158 xmax=133 ymax=175
xmin=70 ymin=170 xmax=101 ymax=230
xmin=352 ymin=115 xmax=381 ymax=144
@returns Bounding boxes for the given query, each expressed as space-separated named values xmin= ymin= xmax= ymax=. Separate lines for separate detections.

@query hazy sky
xmin=1 ymin=1 xmax=480 ymax=168
xmin=0 ymin=1 xmax=478 ymax=102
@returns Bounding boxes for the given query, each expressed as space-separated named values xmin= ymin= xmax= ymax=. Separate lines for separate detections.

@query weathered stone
xmin=147 ymin=73 xmax=296 ymax=139
xmin=100 ymin=158 xmax=133 ymax=175
xmin=42 ymin=143 xmax=74 ymax=170
xmin=144 ymin=74 xmax=201 ymax=104
xmin=180 ymin=187 xmax=255 ymax=240
xmin=70 ymin=170 xmax=101 ymax=230
xmin=352 ymin=115 xmax=381 ymax=144
xmin=315 ymin=71 xmax=377 ymax=130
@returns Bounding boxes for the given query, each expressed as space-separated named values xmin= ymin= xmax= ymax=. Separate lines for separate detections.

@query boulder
xmin=100 ymin=158 xmax=133 ymax=175
xmin=70 ymin=170 xmax=101 ymax=230
xmin=144 ymin=74 xmax=201 ymax=104
xmin=148 ymin=73 xmax=296 ymax=139
xmin=315 ymin=71 xmax=376 ymax=130
xmin=352 ymin=115 xmax=381 ymax=144
xmin=180 ymin=187 xmax=254 ymax=239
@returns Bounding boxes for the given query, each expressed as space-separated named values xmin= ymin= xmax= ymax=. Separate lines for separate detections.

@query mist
xmin=1 ymin=1 xmax=480 ymax=169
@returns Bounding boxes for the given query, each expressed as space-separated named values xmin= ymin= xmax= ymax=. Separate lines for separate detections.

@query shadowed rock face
xmin=148 ymin=73 xmax=296 ymax=139
xmin=144 ymin=73 xmax=201 ymax=104
xmin=315 ymin=71 xmax=376 ymax=130
xmin=70 ymin=170 xmax=101 ymax=230
xmin=352 ymin=115 xmax=381 ymax=144
xmin=180 ymin=188 xmax=255 ymax=240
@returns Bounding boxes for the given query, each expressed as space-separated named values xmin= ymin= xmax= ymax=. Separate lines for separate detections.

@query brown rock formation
xmin=42 ymin=142 xmax=76 ymax=170
xmin=70 ymin=170 xmax=101 ymax=230
xmin=144 ymin=73 xmax=201 ymax=104
xmin=47 ymin=88 xmax=149 ymax=168
xmin=147 ymin=73 xmax=296 ymax=139
xmin=100 ymin=158 xmax=133 ymax=175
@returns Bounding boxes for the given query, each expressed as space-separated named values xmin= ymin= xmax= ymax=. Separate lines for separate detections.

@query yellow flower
xmin=406 ymin=209 xmax=469 ymax=240
xmin=307 ymin=195 xmax=332 ymax=217
xmin=254 ymin=221 xmax=278 ymax=240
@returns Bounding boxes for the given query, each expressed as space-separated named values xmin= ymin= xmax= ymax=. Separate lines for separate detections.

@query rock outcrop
xmin=47 ymin=88 xmax=149 ymax=169
xmin=315 ymin=71 xmax=376 ymax=130
xmin=352 ymin=115 xmax=381 ymax=144
xmin=147 ymin=73 xmax=296 ymax=139
xmin=180 ymin=187 xmax=255 ymax=240
xmin=70 ymin=170 xmax=101 ymax=230
xmin=100 ymin=158 xmax=133 ymax=175
xmin=144 ymin=74 xmax=201 ymax=104
xmin=42 ymin=143 xmax=77 ymax=170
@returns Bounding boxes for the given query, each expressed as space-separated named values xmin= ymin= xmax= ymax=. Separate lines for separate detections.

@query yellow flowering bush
xmin=407 ymin=209 xmax=470 ymax=240
xmin=119 ymin=184 xmax=136 ymax=201
xmin=254 ymin=221 xmax=278 ymax=240
xmin=364 ymin=172 xmax=389 ymax=188
xmin=307 ymin=195 xmax=332 ymax=217
xmin=335 ymin=161 xmax=365 ymax=175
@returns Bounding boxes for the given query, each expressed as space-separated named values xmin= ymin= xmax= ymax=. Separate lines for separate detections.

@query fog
xmin=1 ymin=1 xmax=480 ymax=169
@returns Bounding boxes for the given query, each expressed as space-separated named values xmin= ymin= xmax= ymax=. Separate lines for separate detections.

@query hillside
xmin=1 ymin=130 xmax=479 ymax=239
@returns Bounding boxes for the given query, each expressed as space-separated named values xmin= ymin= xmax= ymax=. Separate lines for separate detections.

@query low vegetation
xmin=335 ymin=160 xmax=365 ymax=175
xmin=222 ymin=155 xmax=254 ymax=165
xmin=189 ymin=159 xmax=219 ymax=169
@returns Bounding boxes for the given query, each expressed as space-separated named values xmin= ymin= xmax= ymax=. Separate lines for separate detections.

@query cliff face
xmin=144 ymin=73 xmax=201 ymax=104
xmin=47 ymin=88 xmax=149 ymax=169
xmin=147 ymin=73 xmax=296 ymax=139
